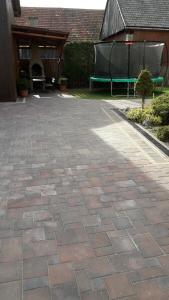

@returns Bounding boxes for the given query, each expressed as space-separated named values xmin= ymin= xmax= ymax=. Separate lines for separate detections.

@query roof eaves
xmin=126 ymin=25 xmax=169 ymax=31
xmin=12 ymin=24 xmax=69 ymax=38
xmin=116 ymin=0 xmax=126 ymax=27
xmin=99 ymin=0 xmax=109 ymax=39
xmin=101 ymin=28 xmax=125 ymax=41
xmin=12 ymin=0 xmax=21 ymax=17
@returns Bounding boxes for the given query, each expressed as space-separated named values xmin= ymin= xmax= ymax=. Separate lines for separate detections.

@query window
xmin=19 ymin=46 xmax=31 ymax=60
xmin=39 ymin=47 xmax=60 ymax=59
xmin=28 ymin=16 xmax=39 ymax=26
xmin=126 ymin=34 xmax=134 ymax=42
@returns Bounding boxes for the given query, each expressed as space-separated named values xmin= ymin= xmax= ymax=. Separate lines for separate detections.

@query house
xmin=100 ymin=0 xmax=169 ymax=49
xmin=12 ymin=25 xmax=69 ymax=92
xmin=0 ymin=2 xmax=104 ymax=101
xmin=15 ymin=7 xmax=104 ymax=43
xmin=0 ymin=0 xmax=70 ymax=101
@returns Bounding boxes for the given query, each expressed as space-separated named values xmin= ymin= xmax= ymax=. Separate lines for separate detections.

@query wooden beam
xmin=12 ymin=31 xmax=67 ymax=41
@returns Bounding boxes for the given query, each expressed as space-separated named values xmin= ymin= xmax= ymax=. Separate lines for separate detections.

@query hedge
xmin=63 ymin=42 xmax=94 ymax=88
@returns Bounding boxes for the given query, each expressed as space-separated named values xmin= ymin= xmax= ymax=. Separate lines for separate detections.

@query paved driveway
xmin=0 ymin=95 xmax=169 ymax=300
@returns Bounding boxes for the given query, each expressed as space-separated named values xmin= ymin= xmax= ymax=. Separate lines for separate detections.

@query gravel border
xmin=111 ymin=108 xmax=169 ymax=157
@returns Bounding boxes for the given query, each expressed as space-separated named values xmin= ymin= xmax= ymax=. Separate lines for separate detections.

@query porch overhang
xmin=12 ymin=25 xmax=69 ymax=45
xmin=12 ymin=0 xmax=21 ymax=17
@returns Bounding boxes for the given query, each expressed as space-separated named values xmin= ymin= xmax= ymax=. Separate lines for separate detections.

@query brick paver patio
xmin=0 ymin=94 xmax=169 ymax=299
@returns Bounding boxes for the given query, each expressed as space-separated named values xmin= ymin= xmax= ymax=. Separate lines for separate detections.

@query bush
xmin=127 ymin=108 xmax=144 ymax=123
xmin=156 ymin=126 xmax=169 ymax=142
xmin=142 ymin=108 xmax=162 ymax=126
xmin=143 ymin=114 xmax=162 ymax=126
xmin=152 ymin=95 xmax=169 ymax=125
xmin=127 ymin=107 xmax=162 ymax=126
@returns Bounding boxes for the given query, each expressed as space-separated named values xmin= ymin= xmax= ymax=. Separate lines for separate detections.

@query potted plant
xmin=17 ymin=77 xmax=29 ymax=97
xmin=58 ymin=77 xmax=68 ymax=92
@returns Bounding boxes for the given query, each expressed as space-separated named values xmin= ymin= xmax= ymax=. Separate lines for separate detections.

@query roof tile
xmin=118 ymin=0 xmax=169 ymax=29
xmin=14 ymin=7 xmax=104 ymax=42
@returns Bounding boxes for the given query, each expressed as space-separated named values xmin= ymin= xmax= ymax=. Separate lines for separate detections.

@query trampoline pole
xmin=111 ymin=81 xmax=113 ymax=96
xmin=127 ymin=82 xmax=130 ymax=97
xmin=127 ymin=44 xmax=130 ymax=97
xmin=143 ymin=41 xmax=146 ymax=69
xmin=89 ymin=79 xmax=92 ymax=91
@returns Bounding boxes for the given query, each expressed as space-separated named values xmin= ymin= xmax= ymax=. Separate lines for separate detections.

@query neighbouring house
xmin=0 ymin=2 xmax=104 ymax=101
xmin=100 ymin=0 xmax=169 ymax=49
xmin=100 ymin=0 xmax=169 ymax=81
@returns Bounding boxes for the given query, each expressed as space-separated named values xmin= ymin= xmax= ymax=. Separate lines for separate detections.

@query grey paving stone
xmin=0 ymin=281 xmax=21 ymax=300
xmin=23 ymin=276 xmax=48 ymax=291
xmin=51 ymin=282 xmax=80 ymax=300
xmin=0 ymin=261 xmax=22 ymax=283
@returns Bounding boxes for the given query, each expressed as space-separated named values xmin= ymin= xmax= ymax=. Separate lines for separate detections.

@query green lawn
xmin=162 ymin=87 xmax=169 ymax=95
xmin=68 ymin=88 xmax=135 ymax=100
xmin=68 ymin=87 xmax=169 ymax=100
xmin=153 ymin=86 xmax=169 ymax=96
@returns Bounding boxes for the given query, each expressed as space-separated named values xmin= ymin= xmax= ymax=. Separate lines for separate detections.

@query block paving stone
xmin=0 ymin=261 xmax=22 ymax=283
xmin=24 ymin=287 xmax=50 ymax=300
xmin=0 ymin=96 xmax=168 ymax=299
xmin=58 ymin=243 xmax=95 ymax=263
xmin=105 ymin=273 xmax=134 ymax=299
xmin=48 ymin=263 xmax=74 ymax=286
xmin=0 ymin=281 xmax=21 ymax=300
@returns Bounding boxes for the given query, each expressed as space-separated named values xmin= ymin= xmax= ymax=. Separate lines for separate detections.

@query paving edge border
xmin=110 ymin=107 xmax=169 ymax=157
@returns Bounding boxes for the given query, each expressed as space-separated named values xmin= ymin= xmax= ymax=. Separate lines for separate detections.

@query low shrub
xmin=152 ymin=95 xmax=169 ymax=125
xmin=142 ymin=108 xmax=162 ymax=126
xmin=143 ymin=114 xmax=162 ymax=126
xmin=156 ymin=126 xmax=169 ymax=142
xmin=126 ymin=108 xmax=144 ymax=123
xmin=127 ymin=107 xmax=162 ymax=126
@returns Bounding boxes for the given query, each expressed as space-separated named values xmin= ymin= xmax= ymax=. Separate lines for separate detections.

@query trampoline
xmin=90 ymin=41 xmax=168 ymax=97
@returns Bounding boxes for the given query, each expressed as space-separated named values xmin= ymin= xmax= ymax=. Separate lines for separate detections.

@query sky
xmin=20 ymin=0 xmax=107 ymax=9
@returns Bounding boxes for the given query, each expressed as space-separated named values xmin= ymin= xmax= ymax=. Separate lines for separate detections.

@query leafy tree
xmin=135 ymin=69 xmax=153 ymax=110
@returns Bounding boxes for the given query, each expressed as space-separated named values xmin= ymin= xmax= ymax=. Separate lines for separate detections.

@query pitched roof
xmin=14 ymin=7 xmax=104 ymax=42
xmin=118 ymin=0 xmax=169 ymax=29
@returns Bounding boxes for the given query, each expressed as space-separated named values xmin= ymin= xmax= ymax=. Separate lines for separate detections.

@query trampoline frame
xmin=90 ymin=76 xmax=164 ymax=97
xmin=90 ymin=40 xmax=168 ymax=97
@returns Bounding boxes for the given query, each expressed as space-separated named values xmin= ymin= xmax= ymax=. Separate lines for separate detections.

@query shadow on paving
xmin=0 ymin=96 xmax=168 ymax=300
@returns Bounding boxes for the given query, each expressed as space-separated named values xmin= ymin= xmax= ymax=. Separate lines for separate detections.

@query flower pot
xmin=58 ymin=77 xmax=68 ymax=92
xmin=19 ymin=90 xmax=29 ymax=97
xmin=59 ymin=84 xmax=67 ymax=92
